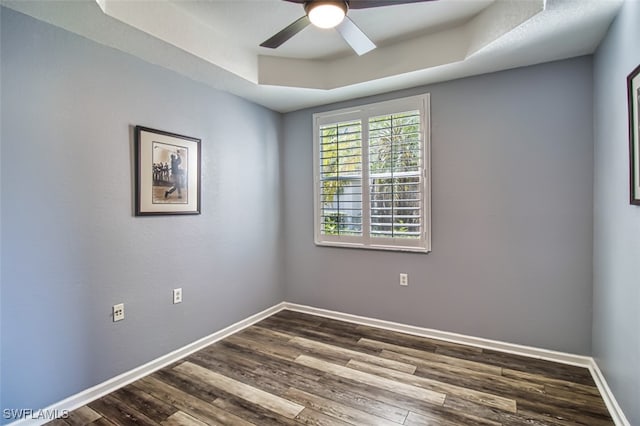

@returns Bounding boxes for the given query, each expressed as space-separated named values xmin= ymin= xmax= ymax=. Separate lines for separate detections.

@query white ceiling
xmin=2 ymin=0 xmax=623 ymax=112
xmin=174 ymin=0 xmax=494 ymax=59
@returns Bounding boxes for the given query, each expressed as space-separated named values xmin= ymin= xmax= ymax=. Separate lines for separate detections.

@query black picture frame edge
xmin=628 ymin=64 xmax=640 ymax=206
xmin=134 ymin=125 xmax=202 ymax=216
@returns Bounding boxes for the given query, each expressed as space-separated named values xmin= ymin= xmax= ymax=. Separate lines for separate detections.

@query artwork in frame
xmin=628 ymin=64 xmax=640 ymax=205
xmin=135 ymin=126 xmax=201 ymax=215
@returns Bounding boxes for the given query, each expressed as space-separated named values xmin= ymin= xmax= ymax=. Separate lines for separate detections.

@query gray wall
xmin=283 ymin=57 xmax=594 ymax=355
xmin=593 ymin=1 xmax=640 ymax=424
xmin=0 ymin=8 xmax=283 ymax=415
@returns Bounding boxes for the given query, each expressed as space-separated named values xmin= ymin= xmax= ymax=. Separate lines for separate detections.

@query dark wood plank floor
xmin=47 ymin=310 xmax=614 ymax=425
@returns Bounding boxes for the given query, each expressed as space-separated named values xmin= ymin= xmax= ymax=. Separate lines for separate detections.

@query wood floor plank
xmin=134 ymin=376 xmax=254 ymax=426
xmin=293 ymin=407 xmax=353 ymax=426
xmin=197 ymin=343 xmax=265 ymax=371
xmin=187 ymin=350 xmax=291 ymax=397
xmin=269 ymin=310 xmax=324 ymax=327
xmin=283 ymin=387 xmax=401 ymax=426
xmin=502 ymin=367 xmax=602 ymax=396
xmin=87 ymin=418 xmax=117 ymax=426
xmin=63 ymin=406 xmax=102 ymax=426
xmin=289 ymin=335 xmax=418 ymax=373
xmin=316 ymin=374 xmax=452 ymax=422
xmin=443 ymin=394 xmax=561 ymax=426
xmin=175 ymin=361 xmax=305 ymax=419
xmin=542 ymin=383 xmax=610 ymax=413
xmin=380 ymin=349 xmax=545 ymax=396
xmin=161 ymin=411 xmax=208 ymax=426
xmin=437 ymin=346 xmax=595 ymax=386
xmin=220 ymin=340 xmax=327 ymax=384
xmin=294 ymin=354 xmax=446 ymax=405
xmin=258 ymin=316 xmax=368 ymax=348
xmin=224 ymin=333 xmax=301 ymax=362
xmin=88 ymin=394 xmax=159 ymax=426
xmin=41 ymin=420 xmax=69 ymax=426
xmin=404 ymin=410 xmax=466 ymax=426
xmin=233 ymin=328 xmax=350 ymax=366
xmin=211 ymin=398 xmax=299 ymax=426
xmin=306 ymin=321 xmax=375 ymax=345
xmin=354 ymin=324 xmax=484 ymax=355
xmin=483 ymin=349 xmax=594 ymax=385
xmin=359 ymin=338 xmax=503 ymax=375
xmin=404 ymin=409 xmax=503 ymax=426
xmin=516 ymin=397 xmax=615 ymax=426
xmin=262 ymin=365 xmax=410 ymax=424
xmin=111 ymin=385 xmax=177 ymax=423
xmin=251 ymin=361 xmax=329 ymax=397
xmin=516 ymin=407 xmax=612 ymax=426
xmin=241 ymin=325 xmax=295 ymax=342
xmin=316 ymin=316 xmax=363 ymax=333
xmin=346 ymin=359 xmax=517 ymax=413
xmin=152 ymin=367 xmax=225 ymax=403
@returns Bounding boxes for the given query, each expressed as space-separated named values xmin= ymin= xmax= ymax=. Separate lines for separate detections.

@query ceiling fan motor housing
xmin=303 ymin=1 xmax=349 ymax=15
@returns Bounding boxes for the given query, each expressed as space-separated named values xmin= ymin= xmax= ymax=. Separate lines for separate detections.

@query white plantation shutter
xmin=314 ymin=94 xmax=431 ymax=253
xmin=369 ymin=111 xmax=423 ymax=240
xmin=318 ymin=120 xmax=363 ymax=237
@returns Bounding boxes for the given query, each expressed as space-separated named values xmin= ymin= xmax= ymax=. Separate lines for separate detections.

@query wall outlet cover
xmin=113 ymin=303 xmax=124 ymax=322
xmin=173 ymin=288 xmax=183 ymax=304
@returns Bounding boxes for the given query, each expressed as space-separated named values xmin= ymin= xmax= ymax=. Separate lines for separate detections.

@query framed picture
xmin=628 ymin=64 xmax=640 ymax=205
xmin=135 ymin=126 xmax=201 ymax=215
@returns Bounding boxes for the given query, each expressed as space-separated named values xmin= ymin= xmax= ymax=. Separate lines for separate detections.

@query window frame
xmin=313 ymin=93 xmax=431 ymax=253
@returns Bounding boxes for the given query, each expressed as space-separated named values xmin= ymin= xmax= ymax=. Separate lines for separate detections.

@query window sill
xmin=314 ymin=240 xmax=431 ymax=254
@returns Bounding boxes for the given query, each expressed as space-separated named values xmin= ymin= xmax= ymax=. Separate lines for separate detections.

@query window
xmin=313 ymin=94 xmax=431 ymax=253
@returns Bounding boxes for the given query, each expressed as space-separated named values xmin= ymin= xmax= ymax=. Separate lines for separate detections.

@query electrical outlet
xmin=399 ymin=273 xmax=408 ymax=286
xmin=113 ymin=303 xmax=124 ymax=322
xmin=173 ymin=288 xmax=182 ymax=304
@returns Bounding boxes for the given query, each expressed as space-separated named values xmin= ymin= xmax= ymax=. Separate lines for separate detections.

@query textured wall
xmin=593 ymin=1 xmax=640 ymax=424
xmin=283 ymin=57 xmax=594 ymax=355
xmin=0 ymin=8 xmax=283 ymax=414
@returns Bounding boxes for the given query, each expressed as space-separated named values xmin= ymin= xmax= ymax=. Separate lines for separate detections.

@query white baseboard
xmin=282 ymin=302 xmax=630 ymax=426
xmin=7 ymin=302 xmax=287 ymax=426
xmin=9 ymin=301 xmax=629 ymax=426
xmin=588 ymin=359 xmax=631 ymax=426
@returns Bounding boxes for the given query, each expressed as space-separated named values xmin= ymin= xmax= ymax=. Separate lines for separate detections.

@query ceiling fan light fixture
xmin=306 ymin=1 xmax=347 ymax=29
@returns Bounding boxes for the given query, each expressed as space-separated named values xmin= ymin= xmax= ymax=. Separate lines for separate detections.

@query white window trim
xmin=313 ymin=93 xmax=431 ymax=253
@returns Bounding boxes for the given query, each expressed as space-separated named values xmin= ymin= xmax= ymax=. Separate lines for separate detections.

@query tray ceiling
xmin=1 ymin=0 xmax=623 ymax=112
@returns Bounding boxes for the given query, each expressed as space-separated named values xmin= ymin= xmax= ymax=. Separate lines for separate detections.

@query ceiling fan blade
xmin=336 ymin=16 xmax=376 ymax=56
xmin=260 ymin=15 xmax=310 ymax=49
xmin=348 ymin=0 xmax=434 ymax=9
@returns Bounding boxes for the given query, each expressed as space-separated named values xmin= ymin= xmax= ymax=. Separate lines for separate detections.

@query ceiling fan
xmin=260 ymin=0 xmax=435 ymax=56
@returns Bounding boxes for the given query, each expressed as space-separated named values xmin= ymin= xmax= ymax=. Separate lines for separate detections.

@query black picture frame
xmin=135 ymin=126 xmax=201 ymax=216
xmin=628 ymin=64 xmax=640 ymax=205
